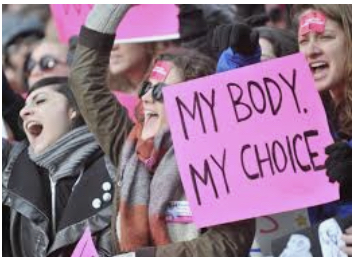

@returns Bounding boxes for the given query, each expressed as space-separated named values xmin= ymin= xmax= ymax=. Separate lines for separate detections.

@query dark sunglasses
xmin=138 ymin=81 xmax=167 ymax=102
xmin=25 ymin=55 xmax=64 ymax=74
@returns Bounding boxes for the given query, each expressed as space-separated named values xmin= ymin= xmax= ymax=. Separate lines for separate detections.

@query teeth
xmin=310 ymin=62 xmax=326 ymax=68
xmin=144 ymin=110 xmax=157 ymax=117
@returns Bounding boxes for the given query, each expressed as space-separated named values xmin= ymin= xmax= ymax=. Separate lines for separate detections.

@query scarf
xmin=118 ymin=123 xmax=182 ymax=251
xmin=28 ymin=126 xmax=100 ymax=181
xmin=28 ymin=126 xmax=100 ymax=232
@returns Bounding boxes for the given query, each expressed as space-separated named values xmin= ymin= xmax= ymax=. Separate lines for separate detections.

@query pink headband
xmin=149 ymin=61 xmax=172 ymax=82
xmin=299 ymin=10 xmax=326 ymax=36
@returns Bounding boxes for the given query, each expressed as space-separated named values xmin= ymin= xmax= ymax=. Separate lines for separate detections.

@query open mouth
xmin=26 ymin=121 xmax=43 ymax=138
xmin=309 ymin=61 xmax=328 ymax=78
xmin=144 ymin=110 xmax=159 ymax=123
xmin=141 ymin=109 xmax=164 ymax=139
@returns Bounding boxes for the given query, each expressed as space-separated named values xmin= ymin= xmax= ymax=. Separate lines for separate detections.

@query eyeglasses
xmin=138 ymin=81 xmax=167 ymax=102
xmin=25 ymin=55 xmax=65 ymax=75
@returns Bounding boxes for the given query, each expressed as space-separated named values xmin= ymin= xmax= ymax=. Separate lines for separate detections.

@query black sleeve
xmin=2 ymin=70 xmax=26 ymax=141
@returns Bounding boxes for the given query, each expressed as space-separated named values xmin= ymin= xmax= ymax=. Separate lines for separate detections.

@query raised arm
xmin=69 ymin=5 xmax=133 ymax=166
xmin=135 ymin=219 xmax=255 ymax=257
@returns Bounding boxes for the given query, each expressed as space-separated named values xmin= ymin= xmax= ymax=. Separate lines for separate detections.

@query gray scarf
xmin=28 ymin=126 xmax=100 ymax=182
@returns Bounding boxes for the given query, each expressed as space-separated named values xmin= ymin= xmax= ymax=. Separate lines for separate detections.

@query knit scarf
xmin=28 ymin=126 xmax=100 ymax=182
xmin=118 ymin=123 xmax=182 ymax=251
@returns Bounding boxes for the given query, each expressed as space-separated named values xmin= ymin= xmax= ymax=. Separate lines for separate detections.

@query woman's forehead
xmin=26 ymin=86 xmax=58 ymax=101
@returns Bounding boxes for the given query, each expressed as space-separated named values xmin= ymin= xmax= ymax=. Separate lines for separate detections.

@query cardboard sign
xmin=250 ymin=209 xmax=311 ymax=257
xmin=71 ymin=227 xmax=98 ymax=257
xmin=163 ymin=53 xmax=338 ymax=228
xmin=272 ymin=216 xmax=352 ymax=257
xmin=50 ymin=4 xmax=179 ymax=44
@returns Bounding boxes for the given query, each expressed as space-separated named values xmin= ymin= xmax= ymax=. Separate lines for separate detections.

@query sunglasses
xmin=138 ymin=81 xmax=167 ymax=102
xmin=25 ymin=55 xmax=64 ymax=74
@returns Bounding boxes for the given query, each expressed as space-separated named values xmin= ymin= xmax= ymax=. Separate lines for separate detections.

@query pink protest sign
xmin=163 ymin=53 xmax=339 ymax=228
xmin=71 ymin=227 xmax=98 ymax=257
xmin=50 ymin=4 xmax=179 ymax=44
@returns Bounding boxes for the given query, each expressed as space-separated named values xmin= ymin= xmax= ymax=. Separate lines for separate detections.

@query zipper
xmin=117 ymin=169 xmax=123 ymax=187
xmin=49 ymin=175 xmax=57 ymax=236
xmin=48 ymin=166 xmax=84 ymax=236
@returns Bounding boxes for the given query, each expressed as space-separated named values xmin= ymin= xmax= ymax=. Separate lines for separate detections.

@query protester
xmin=2 ymin=77 xmax=117 ymax=256
xmin=24 ymin=40 xmax=69 ymax=89
xmin=293 ymin=4 xmax=352 ymax=224
xmin=255 ymin=26 xmax=298 ymax=61
xmin=176 ymin=5 xmax=236 ymax=61
xmin=2 ymin=12 xmax=45 ymax=94
xmin=69 ymin=4 xmax=255 ymax=257
xmin=107 ymin=42 xmax=159 ymax=93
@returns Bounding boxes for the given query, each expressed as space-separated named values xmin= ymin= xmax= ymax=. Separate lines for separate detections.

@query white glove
xmin=85 ymin=4 xmax=132 ymax=34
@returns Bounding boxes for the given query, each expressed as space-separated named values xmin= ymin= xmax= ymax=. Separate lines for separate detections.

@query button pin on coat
xmin=92 ymin=198 xmax=102 ymax=209
xmin=102 ymin=182 xmax=111 ymax=191
xmin=103 ymin=192 xmax=112 ymax=202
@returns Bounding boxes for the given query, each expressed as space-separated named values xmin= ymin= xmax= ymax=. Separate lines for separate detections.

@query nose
xmin=112 ymin=44 xmax=120 ymax=52
xmin=303 ymin=39 xmax=322 ymax=59
xmin=30 ymin=64 xmax=41 ymax=76
xmin=141 ymin=87 xmax=154 ymax=103
xmin=19 ymin=105 xmax=34 ymax=120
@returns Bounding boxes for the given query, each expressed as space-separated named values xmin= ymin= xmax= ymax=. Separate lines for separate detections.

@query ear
xmin=69 ymin=109 xmax=77 ymax=120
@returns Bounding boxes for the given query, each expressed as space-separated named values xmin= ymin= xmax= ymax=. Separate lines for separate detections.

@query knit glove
xmin=85 ymin=4 xmax=132 ymax=34
xmin=325 ymin=141 xmax=352 ymax=184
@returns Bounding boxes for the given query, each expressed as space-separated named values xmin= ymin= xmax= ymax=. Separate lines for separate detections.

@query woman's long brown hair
xmin=293 ymin=4 xmax=352 ymax=137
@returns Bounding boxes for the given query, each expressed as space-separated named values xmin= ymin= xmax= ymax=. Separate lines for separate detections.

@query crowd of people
xmin=2 ymin=4 xmax=352 ymax=257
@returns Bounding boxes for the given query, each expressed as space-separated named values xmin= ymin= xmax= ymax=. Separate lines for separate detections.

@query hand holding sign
xmin=325 ymin=142 xmax=352 ymax=184
xmin=85 ymin=4 xmax=132 ymax=34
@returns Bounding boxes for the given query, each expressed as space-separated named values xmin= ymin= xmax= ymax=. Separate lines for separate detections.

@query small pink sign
xmin=299 ymin=10 xmax=326 ymax=36
xmin=71 ymin=227 xmax=98 ymax=257
xmin=149 ymin=61 xmax=172 ymax=82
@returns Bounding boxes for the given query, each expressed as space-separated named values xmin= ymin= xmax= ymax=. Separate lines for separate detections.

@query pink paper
xmin=50 ymin=4 xmax=179 ymax=44
xmin=71 ymin=227 xmax=98 ymax=257
xmin=163 ymin=53 xmax=339 ymax=228
xmin=299 ymin=10 xmax=326 ymax=36
xmin=149 ymin=61 xmax=172 ymax=82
